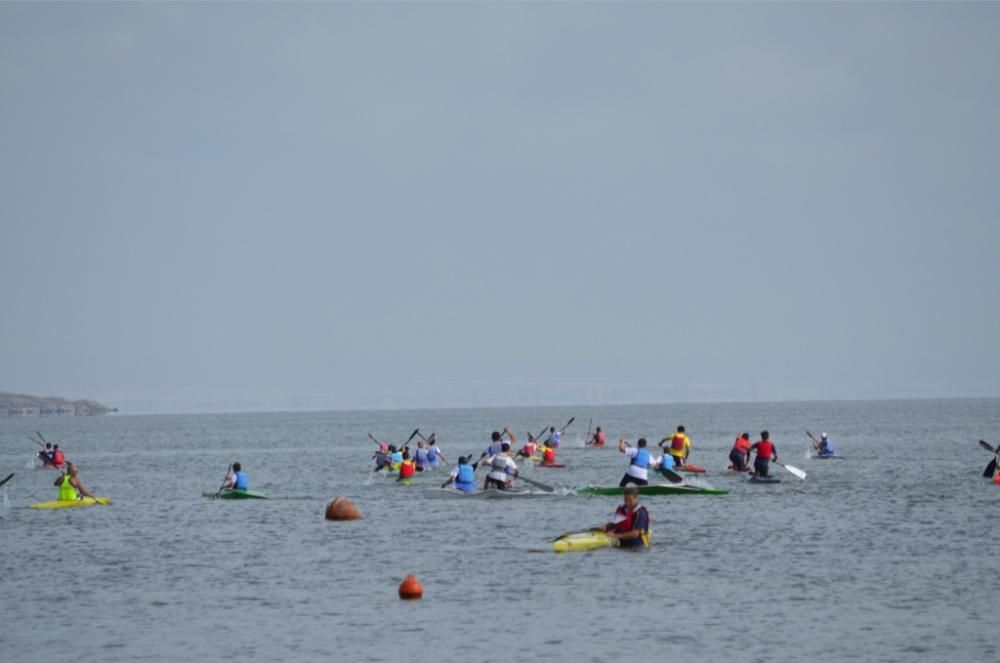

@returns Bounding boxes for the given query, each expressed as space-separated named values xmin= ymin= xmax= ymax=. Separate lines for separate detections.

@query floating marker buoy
xmin=398 ymin=574 xmax=423 ymax=600
xmin=325 ymin=496 xmax=363 ymax=520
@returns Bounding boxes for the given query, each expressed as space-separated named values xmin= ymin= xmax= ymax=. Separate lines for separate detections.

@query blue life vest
xmin=455 ymin=463 xmax=476 ymax=490
xmin=234 ymin=471 xmax=249 ymax=490
xmin=631 ymin=448 xmax=650 ymax=469
xmin=390 ymin=451 xmax=403 ymax=465
xmin=427 ymin=447 xmax=441 ymax=465
xmin=415 ymin=448 xmax=430 ymax=466
xmin=819 ymin=439 xmax=834 ymax=455
xmin=660 ymin=453 xmax=674 ymax=470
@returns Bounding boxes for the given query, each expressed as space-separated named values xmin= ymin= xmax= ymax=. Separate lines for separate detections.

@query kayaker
xmin=37 ymin=443 xmax=55 ymax=466
xmin=372 ymin=449 xmax=389 ymax=471
xmin=587 ymin=427 xmax=606 ymax=447
xmin=414 ymin=441 xmax=430 ymax=471
xmin=53 ymin=463 xmax=94 ymax=501
xmin=223 ymin=462 xmax=250 ymax=490
xmin=541 ymin=439 xmax=558 ymax=466
xmin=388 ymin=445 xmax=404 ymax=472
xmin=516 ymin=434 xmax=538 ymax=459
xmin=398 ymin=450 xmax=416 ymax=480
xmin=426 ymin=439 xmax=446 ymax=467
xmin=52 ymin=445 xmax=65 ymax=467
xmin=484 ymin=442 xmax=519 ymax=490
xmin=441 ymin=456 xmax=477 ymax=492
xmin=814 ymin=432 xmax=835 ymax=457
xmin=547 ymin=426 xmax=562 ymax=449
xmin=483 ymin=428 xmax=516 ymax=460
xmin=660 ymin=426 xmax=691 ymax=467
xmin=729 ymin=433 xmax=751 ymax=471
xmin=750 ymin=431 xmax=778 ymax=477
xmin=602 ymin=485 xmax=651 ymax=549
xmin=618 ymin=438 xmax=652 ymax=487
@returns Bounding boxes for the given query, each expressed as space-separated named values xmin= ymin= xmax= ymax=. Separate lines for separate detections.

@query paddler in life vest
xmin=729 ymin=433 xmax=751 ymax=471
xmin=516 ymin=433 xmax=538 ymax=459
xmin=414 ymin=441 xmax=430 ymax=471
xmin=750 ymin=431 xmax=778 ymax=477
xmin=814 ymin=432 xmax=835 ymax=457
xmin=398 ymin=450 xmax=416 ymax=481
xmin=53 ymin=463 xmax=94 ymax=501
xmin=541 ymin=439 xmax=558 ymax=466
xmin=482 ymin=428 xmax=517 ymax=461
xmin=388 ymin=445 xmax=404 ymax=472
xmin=426 ymin=439 xmax=446 ymax=467
xmin=52 ymin=445 xmax=65 ymax=467
xmin=587 ymin=427 xmax=606 ymax=447
xmin=660 ymin=425 xmax=691 ymax=467
xmin=546 ymin=426 xmax=562 ymax=449
xmin=223 ymin=462 xmax=250 ymax=490
xmin=618 ymin=438 xmax=652 ymax=487
xmin=442 ymin=456 xmax=477 ymax=492
xmin=37 ymin=442 xmax=56 ymax=467
xmin=603 ymin=485 xmax=651 ymax=549
xmin=484 ymin=442 xmax=519 ymax=490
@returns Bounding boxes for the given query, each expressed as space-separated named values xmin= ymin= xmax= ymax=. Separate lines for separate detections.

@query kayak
xmin=30 ymin=497 xmax=110 ymax=509
xmin=425 ymin=487 xmax=553 ymax=499
xmin=577 ymin=484 xmax=727 ymax=496
xmin=202 ymin=489 xmax=269 ymax=499
xmin=748 ymin=475 xmax=781 ymax=484
xmin=552 ymin=530 xmax=617 ymax=552
xmin=536 ymin=463 xmax=566 ymax=469
xmin=676 ymin=464 xmax=706 ymax=474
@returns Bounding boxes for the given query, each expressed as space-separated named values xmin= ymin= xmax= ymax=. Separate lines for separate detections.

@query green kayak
xmin=203 ymin=489 xmax=269 ymax=499
xmin=577 ymin=484 xmax=727 ymax=496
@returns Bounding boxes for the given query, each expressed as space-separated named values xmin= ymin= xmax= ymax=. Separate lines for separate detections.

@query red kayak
xmin=677 ymin=464 xmax=706 ymax=474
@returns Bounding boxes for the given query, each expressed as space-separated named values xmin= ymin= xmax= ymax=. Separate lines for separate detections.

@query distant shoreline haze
xmin=70 ymin=380 xmax=1000 ymax=416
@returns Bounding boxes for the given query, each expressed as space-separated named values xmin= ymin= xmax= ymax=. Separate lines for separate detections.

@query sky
xmin=1 ymin=2 xmax=998 ymax=413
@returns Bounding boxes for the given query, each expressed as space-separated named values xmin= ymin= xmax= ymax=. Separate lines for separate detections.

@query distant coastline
xmin=0 ymin=391 xmax=116 ymax=417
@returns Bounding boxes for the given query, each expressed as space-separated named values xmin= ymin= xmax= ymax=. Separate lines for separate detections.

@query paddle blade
xmin=564 ymin=417 xmax=575 ymax=429
xmin=658 ymin=467 xmax=683 ymax=484
xmin=782 ymin=463 xmax=807 ymax=480
xmin=518 ymin=474 xmax=554 ymax=493
xmin=407 ymin=429 xmax=420 ymax=443
xmin=984 ymin=458 xmax=997 ymax=478
xmin=979 ymin=440 xmax=997 ymax=453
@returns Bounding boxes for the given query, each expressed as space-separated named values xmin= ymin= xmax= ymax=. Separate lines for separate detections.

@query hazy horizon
xmin=3 ymin=3 xmax=998 ymax=415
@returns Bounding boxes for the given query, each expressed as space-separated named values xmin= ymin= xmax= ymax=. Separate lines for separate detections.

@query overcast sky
xmin=2 ymin=2 xmax=998 ymax=413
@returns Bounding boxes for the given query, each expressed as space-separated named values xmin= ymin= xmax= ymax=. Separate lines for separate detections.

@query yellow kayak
xmin=552 ymin=530 xmax=618 ymax=553
xmin=30 ymin=497 xmax=110 ymax=510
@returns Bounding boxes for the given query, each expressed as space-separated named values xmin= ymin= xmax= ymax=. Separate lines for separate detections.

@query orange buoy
xmin=325 ymin=496 xmax=363 ymax=521
xmin=398 ymin=574 xmax=423 ymax=600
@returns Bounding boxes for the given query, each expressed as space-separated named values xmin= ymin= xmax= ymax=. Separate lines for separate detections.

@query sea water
xmin=2 ymin=398 xmax=999 ymax=662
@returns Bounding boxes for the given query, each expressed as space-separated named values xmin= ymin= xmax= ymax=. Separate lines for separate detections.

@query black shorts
xmin=754 ymin=457 xmax=770 ymax=477
xmin=729 ymin=449 xmax=747 ymax=470
xmin=485 ymin=478 xmax=507 ymax=490
xmin=619 ymin=474 xmax=648 ymax=487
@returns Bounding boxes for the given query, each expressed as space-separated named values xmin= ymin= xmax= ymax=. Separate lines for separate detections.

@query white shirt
xmin=486 ymin=454 xmax=518 ymax=482
xmin=624 ymin=446 xmax=648 ymax=481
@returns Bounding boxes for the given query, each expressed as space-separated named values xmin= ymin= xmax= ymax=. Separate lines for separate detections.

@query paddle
xmin=585 ymin=418 xmax=593 ymax=445
xmin=775 ymin=461 xmax=807 ymax=480
xmin=405 ymin=428 xmax=420 ymax=445
xmin=367 ymin=432 xmax=382 ymax=446
xmin=210 ymin=464 xmax=233 ymax=498
xmin=806 ymin=430 xmax=820 ymax=451
xmin=560 ymin=417 xmax=575 ymax=433
xmin=655 ymin=465 xmax=684 ymax=484
xmin=36 ymin=430 xmax=49 ymax=445
xmin=979 ymin=440 xmax=999 ymax=477
xmin=516 ymin=473 xmax=554 ymax=493
xmin=0 ymin=472 xmax=14 ymax=489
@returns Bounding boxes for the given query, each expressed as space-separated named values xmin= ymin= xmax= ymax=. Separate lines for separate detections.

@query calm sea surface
xmin=2 ymin=399 xmax=999 ymax=662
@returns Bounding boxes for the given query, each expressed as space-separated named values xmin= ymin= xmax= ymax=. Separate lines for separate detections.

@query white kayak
xmin=425 ymin=486 xmax=554 ymax=499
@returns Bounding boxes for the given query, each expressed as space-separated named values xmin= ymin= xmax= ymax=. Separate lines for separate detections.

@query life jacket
xmin=456 ymin=463 xmax=475 ymax=485
xmin=415 ymin=448 xmax=429 ymax=466
xmin=659 ymin=453 xmax=675 ymax=470
xmin=630 ymin=448 xmax=650 ymax=468
xmin=819 ymin=439 xmax=834 ymax=455
xmin=58 ymin=473 xmax=78 ymax=501
xmin=52 ymin=450 xmax=65 ymax=465
xmin=543 ymin=448 xmax=556 ymax=464
xmin=488 ymin=455 xmax=512 ymax=481
xmin=755 ymin=440 xmax=774 ymax=459
xmin=485 ymin=442 xmax=502 ymax=457
xmin=669 ymin=434 xmax=688 ymax=455
xmin=595 ymin=431 xmax=606 ymax=446
xmin=613 ymin=505 xmax=650 ymax=547
xmin=389 ymin=451 xmax=403 ymax=470
xmin=427 ymin=447 xmax=441 ymax=464
xmin=524 ymin=442 xmax=538 ymax=456
xmin=399 ymin=460 xmax=415 ymax=478
xmin=234 ymin=471 xmax=249 ymax=490
xmin=551 ymin=431 xmax=561 ymax=448
xmin=733 ymin=437 xmax=751 ymax=454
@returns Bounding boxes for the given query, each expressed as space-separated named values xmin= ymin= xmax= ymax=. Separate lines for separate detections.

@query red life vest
xmin=755 ymin=440 xmax=774 ymax=459
xmin=613 ymin=505 xmax=649 ymax=534
xmin=670 ymin=434 xmax=686 ymax=452
xmin=733 ymin=437 xmax=751 ymax=454
xmin=543 ymin=448 xmax=556 ymax=464
xmin=399 ymin=460 xmax=415 ymax=478
xmin=524 ymin=442 xmax=537 ymax=455
xmin=595 ymin=432 xmax=606 ymax=446
xmin=52 ymin=450 xmax=65 ymax=465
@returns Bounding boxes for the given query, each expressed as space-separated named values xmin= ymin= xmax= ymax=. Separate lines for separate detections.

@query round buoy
xmin=325 ymin=496 xmax=363 ymax=521
xmin=398 ymin=574 xmax=423 ymax=600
